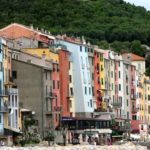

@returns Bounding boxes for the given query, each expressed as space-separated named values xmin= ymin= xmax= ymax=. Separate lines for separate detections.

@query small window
xmin=69 ymin=75 xmax=72 ymax=83
xmin=119 ymin=84 xmax=121 ymax=91
xmin=80 ymin=46 xmax=82 ymax=52
xmin=12 ymin=71 xmax=17 ymax=79
xmin=89 ymin=88 xmax=91 ymax=95
xmin=90 ymin=99 xmax=93 ymax=107
xmin=85 ymin=87 xmax=87 ymax=94
xmin=53 ymin=80 xmax=55 ymax=89
xmin=57 ymin=81 xmax=59 ymax=89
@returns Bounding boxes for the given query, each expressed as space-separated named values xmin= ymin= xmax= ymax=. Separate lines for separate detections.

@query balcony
xmin=112 ymin=102 xmax=122 ymax=109
xmin=53 ymin=106 xmax=61 ymax=112
xmin=46 ymin=92 xmax=57 ymax=99
xmin=0 ymin=106 xmax=9 ymax=113
xmin=132 ymin=108 xmax=139 ymax=113
xmin=0 ymin=90 xmax=9 ymax=97
xmin=45 ymin=110 xmax=52 ymax=115
xmin=8 ymin=88 xmax=18 ymax=94
xmin=131 ymin=94 xmax=136 ymax=100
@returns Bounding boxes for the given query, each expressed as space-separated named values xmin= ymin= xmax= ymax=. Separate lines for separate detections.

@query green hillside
xmin=0 ymin=0 xmax=150 ymax=51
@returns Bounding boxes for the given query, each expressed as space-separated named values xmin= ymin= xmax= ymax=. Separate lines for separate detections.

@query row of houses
xmin=0 ymin=23 xmax=149 ymax=144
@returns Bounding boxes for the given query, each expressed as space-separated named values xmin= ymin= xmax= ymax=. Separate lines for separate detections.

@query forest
xmin=0 ymin=0 xmax=150 ymax=74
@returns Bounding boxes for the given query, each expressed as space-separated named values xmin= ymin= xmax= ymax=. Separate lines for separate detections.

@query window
xmin=85 ymin=47 xmax=87 ymax=52
xmin=127 ymin=112 xmax=129 ymax=119
xmin=112 ymin=83 xmax=113 ymax=90
xmin=126 ymin=86 xmax=128 ymax=95
xmin=90 ymin=99 xmax=93 ymax=107
xmin=80 ymin=46 xmax=82 ymax=52
xmin=53 ymin=64 xmax=55 ymax=72
xmin=101 ymin=78 xmax=103 ymax=85
xmin=118 ymin=61 xmax=120 ymax=67
xmin=57 ymin=64 xmax=59 ymax=72
xmin=148 ymin=95 xmax=150 ymax=101
xmin=148 ymin=106 xmax=150 ymax=114
xmin=92 ymin=86 xmax=94 ymax=96
xmin=12 ymin=95 xmax=14 ymax=107
xmin=119 ymin=71 xmax=121 ymax=78
xmin=101 ymin=65 xmax=103 ymax=71
xmin=89 ymin=87 xmax=91 ymax=95
xmin=0 ymin=115 xmax=1 ymax=123
xmin=46 ymin=85 xmax=47 ymax=96
xmin=15 ymin=97 xmax=17 ymax=107
xmin=57 ymin=81 xmax=59 ymax=89
xmin=70 ymin=88 xmax=73 ymax=96
xmin=69 ymin=75 xmax=72 ymax=83
xmin=85 ymin=87 xmax=87 ymax=94
xmin=12 ymin=71 xmax=17 ymax=79
xmin=100 ymin=55 xmax=103 ymax=61
xmin=0 ymin=62 xmax=2 ymax=72
xmin=53 ymin=80 xmax=55 ymax=89
xmin=119 ymin=84 xmax=121 ymax=91
xmin=127 ymin=99 xmax=128 ymax=107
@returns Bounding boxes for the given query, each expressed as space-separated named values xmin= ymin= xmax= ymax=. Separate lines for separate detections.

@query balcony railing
xmin=112 ymin=125 xmax=130 ymax=131
xmin=132 ymin=108 xmax=139 ymax=113
xmin=0 ymin=90 xmax=9 ymax=97
xmin=0 ymin=106 xmax=9 ymax=113
xmin=53 ymin=106 xmax=61 ymax=112
xmin=46 ymin=92 xmax=57 ymax=99
xmin=112 ymin=102 xmax=122 ymax=108
xmin=131 ymin=94 xmax=136 ymax=100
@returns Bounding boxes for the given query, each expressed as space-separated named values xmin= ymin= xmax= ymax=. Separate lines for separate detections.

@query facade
xmin=69 ymin=59 xmax=75 ymax=117
xmin=94 ymin=48 xmax=102 ymax=110
xmin=56 ymin=37 xmax=94 ymax=118
xmin=0 ymin=23 xmax=55 ymax=49
xmin=12 ymin=52 xmax=53 ymax=137
xmin=0 ymin=38 xmax=5 ymax=135
xmin=59 ymin=49 xmax=70 ymax=117
xmin=22 ymin=48 xmax=61 ymax=128
xmin=144 ymin=77 xmax=150 ymax=127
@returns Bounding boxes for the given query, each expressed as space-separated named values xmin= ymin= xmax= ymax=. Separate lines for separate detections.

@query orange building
xmin=59 ymin=49 xmax=70 ymax=117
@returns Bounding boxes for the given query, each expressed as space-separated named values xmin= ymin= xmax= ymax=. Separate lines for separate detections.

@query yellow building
xmin=23 ymin=48 xmax=59 ymax=62
xmin=144 ymin=76 xmax=150 ymax=126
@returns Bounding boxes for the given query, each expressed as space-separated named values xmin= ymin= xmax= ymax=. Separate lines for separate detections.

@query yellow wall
xmin=23 ymin=48 xmax=59 ymax=62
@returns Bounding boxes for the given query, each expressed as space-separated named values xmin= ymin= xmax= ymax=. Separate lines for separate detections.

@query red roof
xmin=122 ymin=53 xmax=145 ymax=61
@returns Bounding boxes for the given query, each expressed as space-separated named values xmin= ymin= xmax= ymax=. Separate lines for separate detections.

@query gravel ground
xmin=0 ymin=143 xmax=147 ymax=150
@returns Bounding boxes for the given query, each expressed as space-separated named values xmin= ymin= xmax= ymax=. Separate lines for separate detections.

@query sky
xmin=124 ymin=0 xmax=150 ymax=10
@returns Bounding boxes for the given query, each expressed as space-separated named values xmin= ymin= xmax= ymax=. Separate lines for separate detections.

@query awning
xmin=4 ymin=127 xmax=22 ymax=136
xmin=20 ymin=108 xmax=31 ymax=112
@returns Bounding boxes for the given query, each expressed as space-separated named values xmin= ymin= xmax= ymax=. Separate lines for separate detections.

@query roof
xmin=0 ymin=23 xmax=55 ymax=42
xmin=122 ymin=53 xmax=145 ymax=61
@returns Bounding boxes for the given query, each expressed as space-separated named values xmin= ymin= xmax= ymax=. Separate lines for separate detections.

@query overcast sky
xmin=124 ymin=0 xmax=150 ymax=10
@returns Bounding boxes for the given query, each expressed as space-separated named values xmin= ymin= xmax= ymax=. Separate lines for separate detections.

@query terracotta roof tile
xmin=122 ymin=53 xmax=145 ymax=61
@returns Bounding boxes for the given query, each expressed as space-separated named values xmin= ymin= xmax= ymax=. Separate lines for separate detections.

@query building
xmin=0 ymin=38 xmax=5 ymax=135
xmin=0 ymin=23 xmax=55 ymax=49
xmin=12 ymin=51 xmax=53 ymax=137
xmin=56 ymin=36 xmax=94 ymax=118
